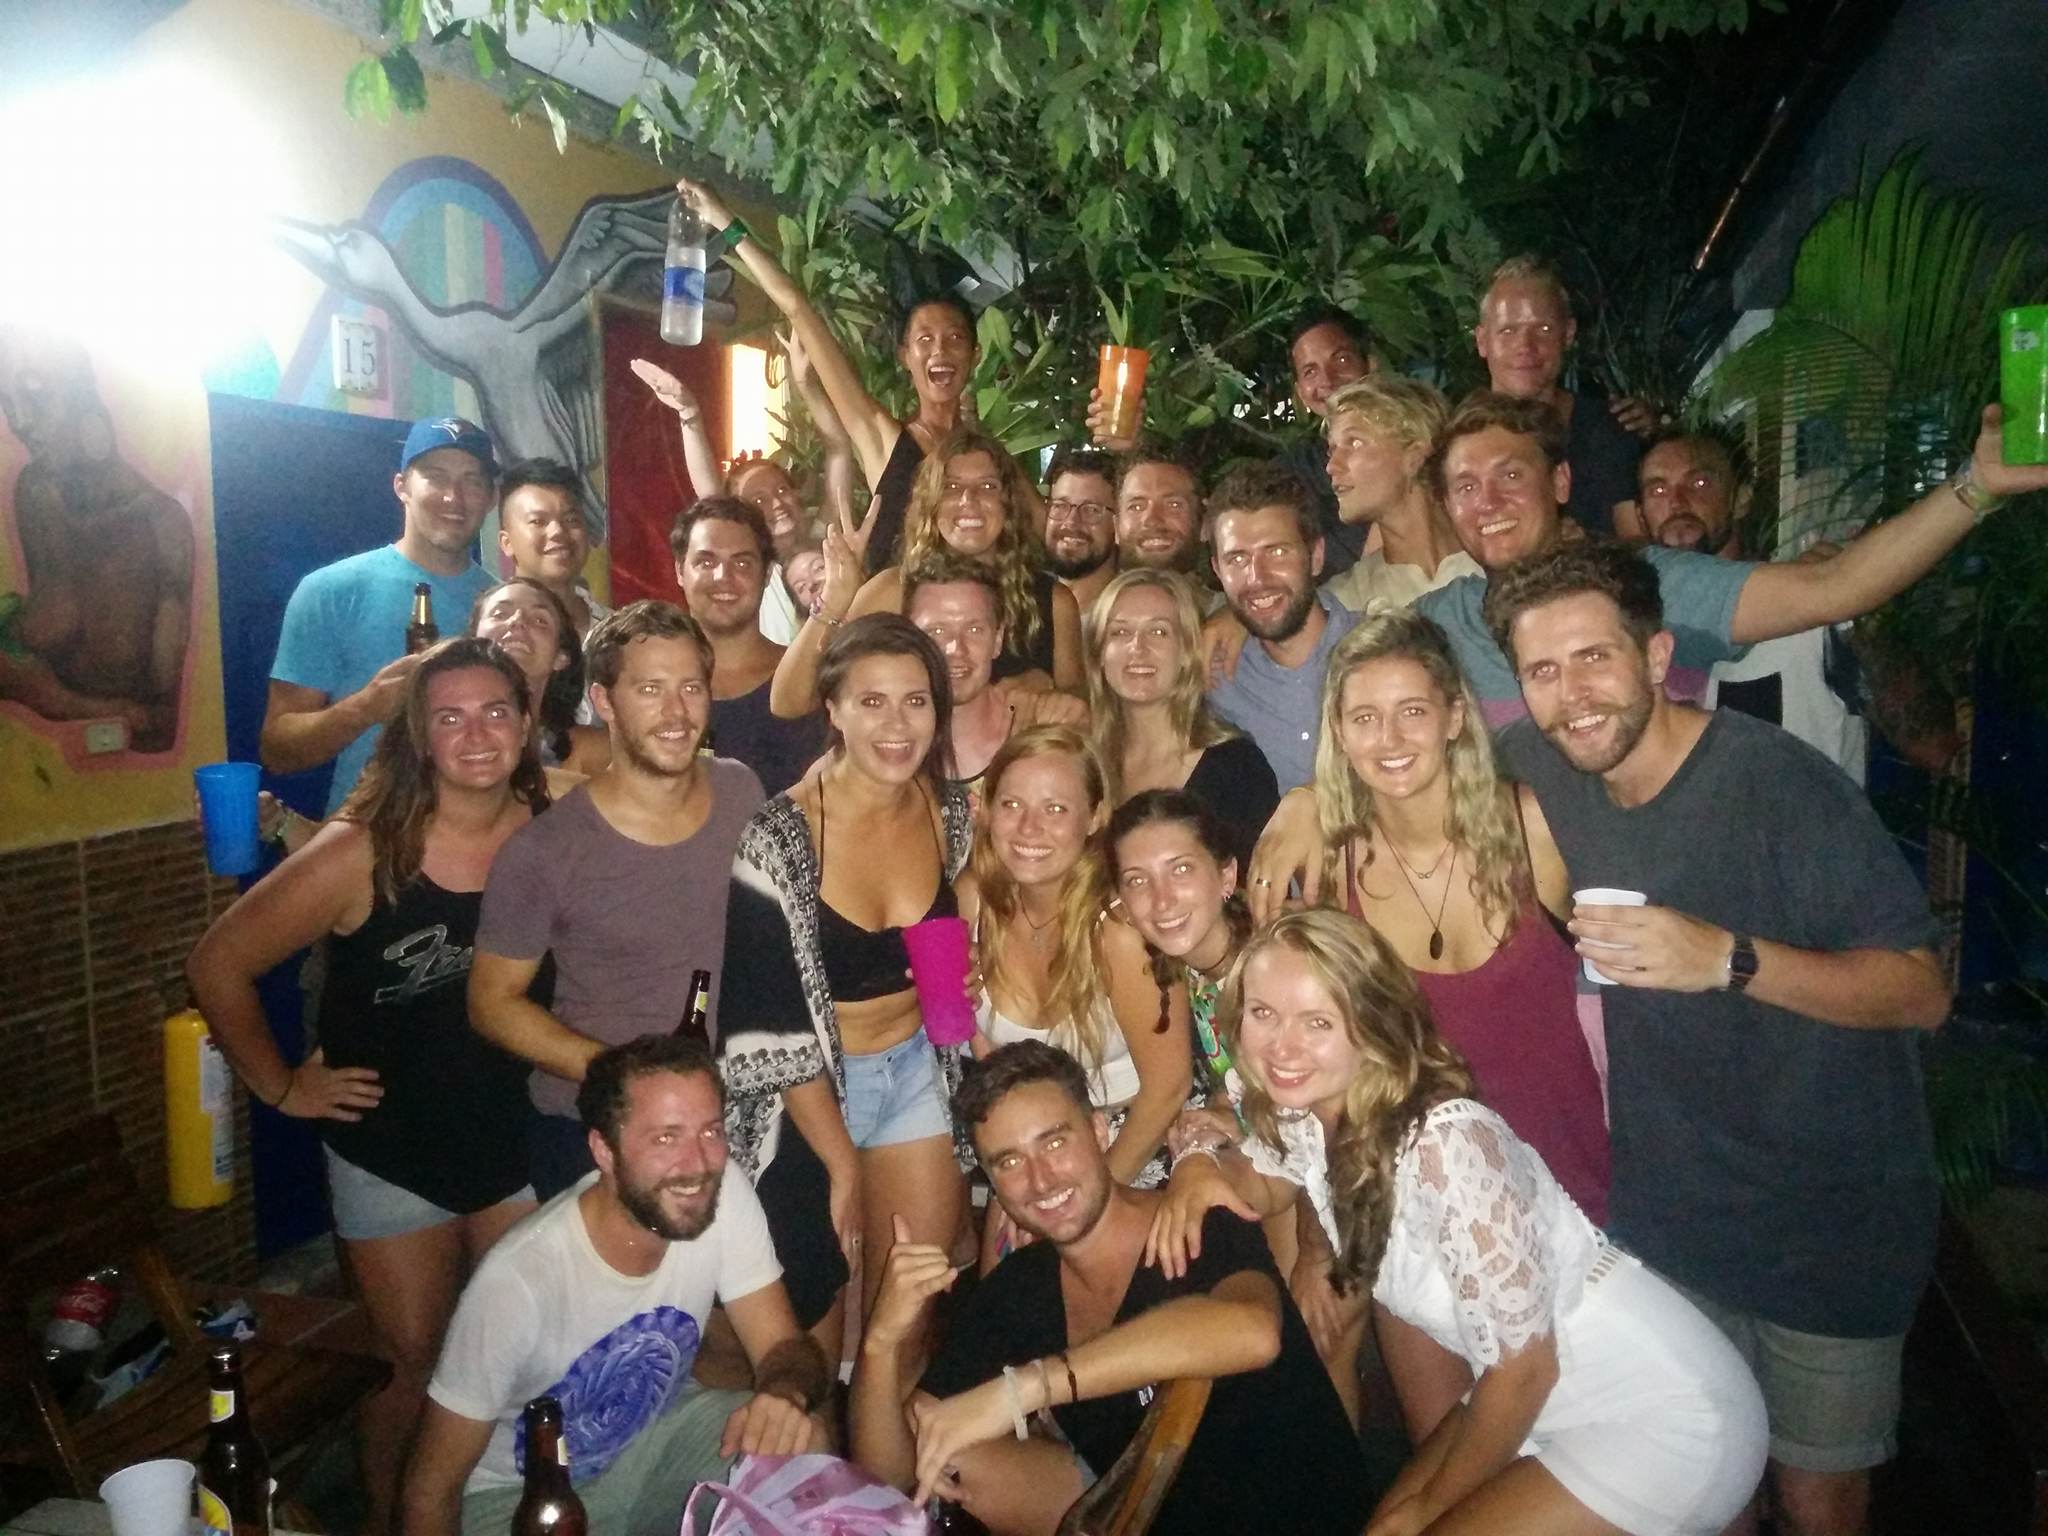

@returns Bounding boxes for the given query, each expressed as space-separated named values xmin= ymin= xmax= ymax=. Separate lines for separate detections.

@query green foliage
xmin=1705 ymin=152 xmax=2047 ymax=701
xmin=358 ymin=0 xmax=1752 ymax=457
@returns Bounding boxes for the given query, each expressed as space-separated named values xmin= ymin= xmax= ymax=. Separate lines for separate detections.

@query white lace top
xmin=1247 ymin=1098 xmax=1606 ymax=1368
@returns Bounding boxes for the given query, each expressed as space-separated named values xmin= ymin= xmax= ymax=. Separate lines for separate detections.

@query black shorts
xmin=753 ymin=1119 xmax=851 ymax=1329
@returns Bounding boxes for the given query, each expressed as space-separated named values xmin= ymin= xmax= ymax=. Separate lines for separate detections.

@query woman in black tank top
xmin=678 ymin=176 xmax=997 ymax=575
xmin=767 ymin=430 xmax=1086 ymax=721
xmin=188 ymin=638 xmax=548 ymax=1536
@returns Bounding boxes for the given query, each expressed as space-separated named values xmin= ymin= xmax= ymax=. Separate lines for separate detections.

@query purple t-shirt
xmin=477 ymin=758 xmax=764 ymax=1118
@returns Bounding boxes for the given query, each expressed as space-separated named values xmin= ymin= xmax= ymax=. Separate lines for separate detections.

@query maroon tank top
xmin=1346 ymin=844 xmax=1611 ymax=1222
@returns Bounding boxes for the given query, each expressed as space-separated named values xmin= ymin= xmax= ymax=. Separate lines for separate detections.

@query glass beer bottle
xmin=511 ymin=1397 xmax=587 ymax=1536
xmin=406 ymin=582 xmax=439 ymax=654
xmin=198 ymin=1342 xmax=274 ymax=1536
xmin=674 ymin=968 xmax=713 ymax=1047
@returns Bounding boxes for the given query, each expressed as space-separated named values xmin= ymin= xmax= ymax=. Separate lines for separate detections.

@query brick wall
xmin=2 ymin=820 xmax=257 ymax=1283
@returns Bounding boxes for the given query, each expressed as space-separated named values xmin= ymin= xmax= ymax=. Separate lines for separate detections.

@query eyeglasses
xmin=1047 ymin=498 xmax=1113 ymax=523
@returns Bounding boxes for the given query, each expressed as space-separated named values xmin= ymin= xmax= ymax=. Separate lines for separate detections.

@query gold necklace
xmin=1381 ymin=835 xmax=1457 ymax=962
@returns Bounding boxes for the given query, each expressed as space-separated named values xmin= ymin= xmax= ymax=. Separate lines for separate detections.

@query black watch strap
xmin=1726 ymin=933 xmax=1759 ymax=992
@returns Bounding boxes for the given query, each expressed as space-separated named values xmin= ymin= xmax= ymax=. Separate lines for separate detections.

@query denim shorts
xmin=325 ymin=1146 xmax=534 ymax=1242
xmin=841 ymin=1032 xmax=951 ymax=1149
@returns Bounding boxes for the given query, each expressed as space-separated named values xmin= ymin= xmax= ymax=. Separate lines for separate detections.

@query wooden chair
xmin=0 ymin=1114 xmax=388 ymax=1526
xmin=1056 ymin=1376 xmax=1212 ymax=1536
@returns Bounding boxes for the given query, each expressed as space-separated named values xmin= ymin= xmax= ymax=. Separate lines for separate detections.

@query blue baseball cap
xmin=399 ymin=416 xmax=497 ymax=476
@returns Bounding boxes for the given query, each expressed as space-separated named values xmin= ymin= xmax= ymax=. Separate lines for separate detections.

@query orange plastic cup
xmin=1097 ymin=344 xmax=1150 ymax=441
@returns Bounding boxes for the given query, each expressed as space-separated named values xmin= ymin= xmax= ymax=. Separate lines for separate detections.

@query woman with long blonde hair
xmin=958 ymin=725 xmax=1191 ymax=1264
xmin=1086 ymin=567 xmax=1278 ymax=871
xmin=1312 ymin=609 xmax=1609 ymax=1219
xmin=1150 ymin=909 xmax=1767 ymax=1536
xmin=770 ymin=428 xmax=1083 ymax=716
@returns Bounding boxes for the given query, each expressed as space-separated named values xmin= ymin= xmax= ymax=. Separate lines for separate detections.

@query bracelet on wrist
xmin=717 ymin=217 xmax=752 ymax=255
xmin=1170 ymin=1144 xmax=1222 ymax=1175
xmin=1001 ymin=1365 xmax=1029 ymax=1440
xmin=1951 ymin=457 xmax=2009 ymax=523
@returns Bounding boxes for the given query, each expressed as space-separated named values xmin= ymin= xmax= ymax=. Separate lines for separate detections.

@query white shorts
xmin=1531 ymin=1251 xmax=1769 ymax=1536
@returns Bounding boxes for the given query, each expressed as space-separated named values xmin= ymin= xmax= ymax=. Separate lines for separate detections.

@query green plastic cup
xmin=2001 ymin=305 xmax=2048 ymax=467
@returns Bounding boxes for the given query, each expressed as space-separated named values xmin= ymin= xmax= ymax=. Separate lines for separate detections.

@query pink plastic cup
xmin=903 ymin=916 xmax=977 ymax=1047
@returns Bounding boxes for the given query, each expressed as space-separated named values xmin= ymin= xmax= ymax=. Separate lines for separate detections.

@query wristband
xmin=1951 ymin=457 xmax=2008 ymax=523
xmin=1001 ymin=1365 xmax=1029 ymax=1440
xmin=717 ymin=217 xmax=752 ymax=255
xmin=1170 ymin=1144 xmax=1221 ymax=1175
xmin=1058 ymin=1352 xmax=1080 ymax=1406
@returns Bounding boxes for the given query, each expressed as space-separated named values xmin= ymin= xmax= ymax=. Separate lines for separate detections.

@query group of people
xmin=181 ymin=189 xmax=2048 ymax=1536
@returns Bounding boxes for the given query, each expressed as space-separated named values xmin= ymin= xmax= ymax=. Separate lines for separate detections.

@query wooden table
xmin=1 ymin=1499 xmax=313 ymax=1536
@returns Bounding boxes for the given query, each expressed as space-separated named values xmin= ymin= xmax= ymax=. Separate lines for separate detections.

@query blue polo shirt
xmin=1205 ymin=593 xmax=1360 ymax=791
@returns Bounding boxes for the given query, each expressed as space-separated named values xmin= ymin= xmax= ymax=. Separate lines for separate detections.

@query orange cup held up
xmin=1097 ymin=344 xmax=1150 ymax=441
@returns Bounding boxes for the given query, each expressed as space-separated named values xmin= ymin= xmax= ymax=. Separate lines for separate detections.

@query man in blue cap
xmin=262 ymin=416 xmax=500 ymax=812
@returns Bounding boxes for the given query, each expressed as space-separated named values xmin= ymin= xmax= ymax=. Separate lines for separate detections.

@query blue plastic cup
xmin=193 ymin=762 xmax=262 ymax=876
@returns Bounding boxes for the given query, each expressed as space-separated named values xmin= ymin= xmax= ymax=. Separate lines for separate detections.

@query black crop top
xmin=814 ymin=776 xmax=959 ymax=1001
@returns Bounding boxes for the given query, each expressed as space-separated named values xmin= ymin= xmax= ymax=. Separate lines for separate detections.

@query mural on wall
xmin=268 ymin=157 xmax=736 ymax=542
xmin=0 ymin=329 xmax=196 ymax=760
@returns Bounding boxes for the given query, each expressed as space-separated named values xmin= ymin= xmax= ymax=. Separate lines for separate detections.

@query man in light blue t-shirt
xmin=1202 ymin=461 xmax=1359 ymax=791
xmin=262 ymin=417 xmax=500 ymax=813
xmin=1415 ymin=390 xmax=2032 ymax=733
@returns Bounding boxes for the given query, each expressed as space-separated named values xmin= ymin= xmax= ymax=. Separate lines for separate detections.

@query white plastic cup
xmin=1573 ymin=887 xmax=1647 ymax=985
xmin=99 ymin=1458 xmax=195 ymax=1536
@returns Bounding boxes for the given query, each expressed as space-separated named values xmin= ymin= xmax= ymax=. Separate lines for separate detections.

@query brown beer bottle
xmin=406 ymin=582 xmax=439 ymax=653
xmin=511 ymin=1396 xmax=587 ymax=1536
xmin=674 ymin=968 xmax=713 ymax=1047
xmin=198 ymin=1342 xmax=273 ymax=1536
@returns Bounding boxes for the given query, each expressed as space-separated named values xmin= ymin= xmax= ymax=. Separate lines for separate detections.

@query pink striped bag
xmin=680 ymin=1453 xmax=930 ymax=1535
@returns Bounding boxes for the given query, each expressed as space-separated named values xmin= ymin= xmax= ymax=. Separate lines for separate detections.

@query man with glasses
xmin=1042 ymin=445 xmax=1120 ymax=615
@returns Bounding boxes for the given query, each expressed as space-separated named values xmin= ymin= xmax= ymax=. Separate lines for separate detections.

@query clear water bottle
xmin=661 ymin=199 xmax=707 ymax=347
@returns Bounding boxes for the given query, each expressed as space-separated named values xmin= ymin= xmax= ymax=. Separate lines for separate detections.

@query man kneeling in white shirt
xmin=402 ymin=1034 xmax=832 ymax=1536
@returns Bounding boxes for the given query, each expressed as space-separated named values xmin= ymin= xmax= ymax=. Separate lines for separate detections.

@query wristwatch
xmin=1725 ymin=933 xmax=1759 ymax=993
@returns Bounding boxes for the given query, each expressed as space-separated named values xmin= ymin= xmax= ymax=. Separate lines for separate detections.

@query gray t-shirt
xmin=477 ymin=759 xmax=765 ymax=1118
xmin=1416 ymin=544 xmax=1750 ymax=730
xmin=1500 ymin=711 xmax=1939 ymax=1337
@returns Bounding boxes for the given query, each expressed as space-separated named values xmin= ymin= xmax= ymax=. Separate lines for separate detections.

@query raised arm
xmin=768 ymin=500 xmax=884 ymax=718
xmin=1731 ymin=404 xmax=2048 ymax=643
xmin=629 ymin=358 xmax=724 ymax=499
xmin=185 ymin=823 xmax=383 ymax=1120
xmin=676 ymin=176 xmax=901 ymax=484
xmin=787 ymin=329 xmax=858 ymax=531
xmin=852 ymin=1213 xmax=962 ymax=1489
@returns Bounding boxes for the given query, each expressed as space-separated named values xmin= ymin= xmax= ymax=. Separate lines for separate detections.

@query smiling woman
xmin=186 ymin=638 xmax=548 ymax=1535
xmin=717 ymin=615 xmax=975 ymax=1360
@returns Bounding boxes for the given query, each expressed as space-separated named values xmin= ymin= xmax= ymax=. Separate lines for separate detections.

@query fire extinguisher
xmin=164 ymin=1008 xmax=233 ymax=1209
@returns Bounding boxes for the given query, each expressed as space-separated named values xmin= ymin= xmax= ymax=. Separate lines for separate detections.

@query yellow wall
xmin=0 ymin=0 xmax=769 ymax=849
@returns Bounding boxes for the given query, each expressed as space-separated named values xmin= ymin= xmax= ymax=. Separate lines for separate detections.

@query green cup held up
xmin=2001 ymin=305 xmax=2048 ymax=467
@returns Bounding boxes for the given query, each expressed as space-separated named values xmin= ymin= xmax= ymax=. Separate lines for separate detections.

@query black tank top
xmin=320 ymin=874 xmax=533 ymax=1213
xmin=864 ymin=429 xmax=926 ymax=576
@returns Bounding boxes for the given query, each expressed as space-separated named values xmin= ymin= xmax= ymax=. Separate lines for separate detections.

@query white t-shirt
xmin=427 ymin=1171 xmax=782 ymax=1491
xmin=1321 ymin=549 xmax=1482 ymax=614
xmin=758 ymin=567 xmax=801 ymax=646
xmin=1704 ymin=627 xmax=1867 ymax=786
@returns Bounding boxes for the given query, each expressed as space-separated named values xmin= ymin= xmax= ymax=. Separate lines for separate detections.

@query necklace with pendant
xmin=1384 ymin=834 xmax=1457 ymax=962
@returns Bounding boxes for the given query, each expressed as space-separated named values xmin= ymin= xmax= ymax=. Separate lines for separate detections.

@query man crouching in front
xmin=850 ymin=1039 xmax=1371 ymax=1533
xmin=402 ymin=1034 xmax=831 ymax=1536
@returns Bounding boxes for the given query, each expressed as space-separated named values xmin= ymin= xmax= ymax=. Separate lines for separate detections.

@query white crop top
xmin=975 ymin=993 xmax=1143 ymax=1108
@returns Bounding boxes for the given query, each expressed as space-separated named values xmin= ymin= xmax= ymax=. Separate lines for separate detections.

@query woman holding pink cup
xmin=717 ymin=615 xmax=974 ymax=1354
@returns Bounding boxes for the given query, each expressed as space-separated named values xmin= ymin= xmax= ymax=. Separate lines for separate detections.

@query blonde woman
xmin=770 ymin=429 xmax=1082 ymax=716
xmin=958 ymin=726 xmax=1191 ymax=1265
xmin=1152 ymin=910 xmax=1766 ymax=1536
xmin=1087 ymin=568 xmax=1278 ymax=871
xmin=1312 ymin=608 xmax=1610 ymax=1222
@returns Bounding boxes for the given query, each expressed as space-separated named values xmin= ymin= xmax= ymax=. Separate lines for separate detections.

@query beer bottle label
xmin=556 ymin=1437 xmax=569 ymax=1468
xmin=209 ymin=1387 xmax=233 ymax=1422
xmin=198 ymin=1486 xmax=232 ymax=1536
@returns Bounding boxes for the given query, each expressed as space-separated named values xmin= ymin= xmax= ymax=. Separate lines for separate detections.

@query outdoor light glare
xmin=726 ymin=341 xmax=786 ymax=460
xmin=0 ymin=60 xmax=291 ymax=377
